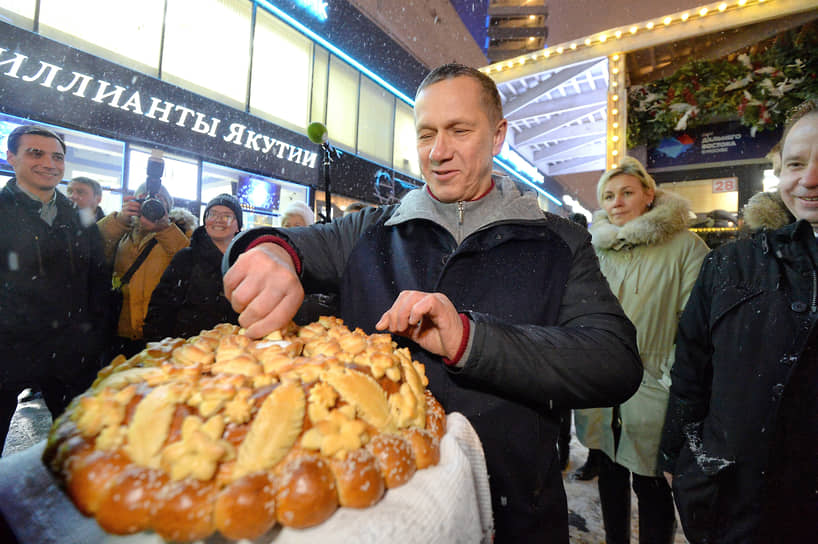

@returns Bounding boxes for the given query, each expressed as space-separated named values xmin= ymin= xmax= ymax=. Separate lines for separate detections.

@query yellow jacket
xmin=98 ymin=209 xmax=195 ymax=339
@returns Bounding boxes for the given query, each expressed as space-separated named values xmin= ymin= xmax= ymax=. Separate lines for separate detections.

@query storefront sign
xmin=0 ymin=22 xmax=320 ymax=182
xmin=0 ymin=21 xmax=422 ymax=203
xmin=647 ymin=121 xmax=781 ymax=169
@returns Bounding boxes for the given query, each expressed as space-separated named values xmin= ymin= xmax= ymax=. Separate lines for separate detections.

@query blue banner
xmin=647 ymin=121 xmax=781 ymax=169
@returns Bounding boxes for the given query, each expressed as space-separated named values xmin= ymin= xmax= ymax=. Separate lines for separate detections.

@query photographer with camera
xmin=98 ymin=152 xmax=196 ymax=358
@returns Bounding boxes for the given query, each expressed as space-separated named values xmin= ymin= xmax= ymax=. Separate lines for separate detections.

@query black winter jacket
xmin=0 ymin=179 xmax=110 ymax=386
xmin=660 ymin=218 xmax=818 ymax=543
xmin=144 ymin=226 xmax=239 ymax=340
xmin=227 ymin=179 xmax=641 ymax=542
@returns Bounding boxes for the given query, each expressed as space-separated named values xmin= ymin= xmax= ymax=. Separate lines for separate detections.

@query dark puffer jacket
xmin=143 ymin=226 xmax=238 ymax=340
xmin=227 ymin=178 xmax=642 ymax=542
xmin=660 ymin=191 xmax=818 ymax=543
xmin=0 ymin=179 xmax=110 ymax=386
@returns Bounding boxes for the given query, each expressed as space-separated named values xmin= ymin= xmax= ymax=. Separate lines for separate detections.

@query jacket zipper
xmin=457 ymin=201 xmax=464 ymax=225
xmin=811 ymin=269 xmax=817 ymax=314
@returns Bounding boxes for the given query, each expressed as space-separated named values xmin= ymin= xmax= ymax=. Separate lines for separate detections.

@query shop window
xmin=357 ymin=76 xmax=394 ymax=166
xmin=326 ymin=56 xmax=359 ymax=150
xmin=311 ymin=47 xmax=329 ymax=126
xmin=38 ymin=0 xmax=164 ymax=74
xmin=127 ymin=148 xmax=198 ymax=204
xmin=61 ymin=131 xmax=125 ymax=191
xmin=162 ymin=0 xmax=251 ymax=109
xmin=250 ymin=9 xmax=313 ymax=131
xmin=202 ymin=161 xmax=308 ymax=229
xmin=0 ymin=0 xmax=36 ymax=30
xmin=393 ymin=101 xmax=421 ymax=178
xmin=762 ymin=169 xmax=779 ymax=192
xmin=658 ymin=178 xmax=738 ymax=215
xmin=0 ymin=111 xmax=125 ymax=193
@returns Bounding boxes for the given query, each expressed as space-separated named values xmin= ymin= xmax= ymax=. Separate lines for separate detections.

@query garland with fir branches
xmin=627 ymin=23 xmax=818 ymax=148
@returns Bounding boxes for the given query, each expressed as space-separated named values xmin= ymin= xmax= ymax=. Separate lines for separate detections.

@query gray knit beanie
xmin=204 ymin=193 xmax=243 ymax=230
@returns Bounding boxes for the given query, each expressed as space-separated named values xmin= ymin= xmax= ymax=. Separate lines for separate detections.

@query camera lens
xmin=141 ymin=198 xmax=166 ymax=222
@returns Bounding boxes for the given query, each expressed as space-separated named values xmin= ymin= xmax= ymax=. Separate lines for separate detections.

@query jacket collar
xmin=590 ymin=189 xmax=693 ymax=250
xmin=386 ymin=176 xmax=543 ymax=226
xmin=3 ymin=177 xmax=75 ymax=218
xmin=742 ymin=190 xmax=795 ymax=231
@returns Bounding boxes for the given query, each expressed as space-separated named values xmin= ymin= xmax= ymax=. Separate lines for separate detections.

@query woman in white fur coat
xmin=574 ymin=157 xmax=708 ymax=544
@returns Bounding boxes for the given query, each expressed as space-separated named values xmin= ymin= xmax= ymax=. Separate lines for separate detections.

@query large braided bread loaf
xmin=43 ymin=317 xmax=446 ymax=542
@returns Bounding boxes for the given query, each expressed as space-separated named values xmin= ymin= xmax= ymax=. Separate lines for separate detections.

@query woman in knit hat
xmin=143 ymin=194 xmax=242 ymax=340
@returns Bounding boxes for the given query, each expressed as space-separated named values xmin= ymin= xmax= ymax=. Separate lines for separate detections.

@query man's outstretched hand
xmin=375 ymin=291 xmax=463 ymax=360
xmin=223 ymin=243 xmax=304 ymax=338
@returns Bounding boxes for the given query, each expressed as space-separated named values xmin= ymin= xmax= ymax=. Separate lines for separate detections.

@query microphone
xmin=306 ymin=122 xmax=334 ymax=223
xmin=307 ymin=122 xmax=329 ymax=145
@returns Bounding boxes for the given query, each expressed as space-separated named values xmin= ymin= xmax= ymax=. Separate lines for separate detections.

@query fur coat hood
xmin=590 ymin=189 xmax=693 ymax=250
xmin=742 ymin=190 xmax=795 ymax=231
xmin=168 ymin=207 xmax=198 ymax=235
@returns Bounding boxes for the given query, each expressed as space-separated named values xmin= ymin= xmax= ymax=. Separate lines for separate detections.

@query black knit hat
xmin=204 ymin=193 xmax=243 ymax=230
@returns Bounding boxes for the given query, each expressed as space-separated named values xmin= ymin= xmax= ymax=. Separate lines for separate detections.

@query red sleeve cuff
xmin=443 ymin=313 xmax=470 ymax=366
xmin=246 ymin=235 xmax=302 ymax=275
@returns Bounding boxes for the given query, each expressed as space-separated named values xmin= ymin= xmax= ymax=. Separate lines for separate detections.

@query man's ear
xmin=492 ymin=118 xmax=508 ymax=156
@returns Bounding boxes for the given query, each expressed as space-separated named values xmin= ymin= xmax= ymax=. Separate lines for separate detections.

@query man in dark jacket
xmin=660 ymin=99 xmax=818 ymax=543
xmin=223 ymin=64 xmax=642 ymax=542
xmin=0 ymin=125 xmax=110 ymax=450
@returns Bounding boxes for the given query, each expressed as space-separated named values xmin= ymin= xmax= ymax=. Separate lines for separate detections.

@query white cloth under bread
xmin=0 ymin=413 xmax=493 ymax=544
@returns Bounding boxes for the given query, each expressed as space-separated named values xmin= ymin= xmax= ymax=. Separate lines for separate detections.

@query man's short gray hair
xmin=415 ymin=63 xmax=503 ymax=124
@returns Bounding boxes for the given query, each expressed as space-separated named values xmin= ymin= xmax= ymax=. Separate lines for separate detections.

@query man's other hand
xmin=223 ymin=243 xmax=304 ymax=339
xmin=375 ymin=291 xmax=463 ymax=359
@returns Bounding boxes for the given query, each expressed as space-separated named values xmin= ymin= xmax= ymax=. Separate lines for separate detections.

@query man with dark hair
xmin=0 ymin=124 xmax=110 ymax=450
xmin=68 ymin=176 xmax=104 ymax=222
xmin=223 ymin=64 xmax=641 ymax=541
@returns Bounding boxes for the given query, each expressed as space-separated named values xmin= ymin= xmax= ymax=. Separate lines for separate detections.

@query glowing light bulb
xmin=739 ymin=0 xmax=747 ymax=4
xmin=700 ymin=7 xmax=708 ymax=16
xmin=612 ymin=108 xmax=618 ymax=115
xmin=630 ymin=26 xmax=638 ymax=34
xmin=570 ymin=43 xmax=577 ymax=50
xmin=613 ymin=122 xmax=619 ymax=129
xmin=681 ymin=12 xmax=690 ymax=21
xmin=612 ymin=135 xmax=620 ymax=142
xmin=612 ymin=94 xmax=619 ymax=101
xmin=718 ymin=3 xmax=728 ymax=11
xmin=646 ymin=22 xmax=655 ymax=29
xmin=557 ymin=46 xmax=564 ymax=54
xmin=612 ymin=67 xmax=619 ymax=74
xmin=600 ymin=34 xmax=608 ymax=42
xmin=664 ymin=16 xmax=672 ymax=25
xmin=544 ymin=49 xmax=551 ymax=57
xmin=585 ymin=38 xmax=592 ymax=46
xmin=612 ymin=149 xmax=619 ymax=156
xmin=615 ymin=30 xmax=622 ymax=38
xmin=612 ymin=54 xmax=620 ymax=61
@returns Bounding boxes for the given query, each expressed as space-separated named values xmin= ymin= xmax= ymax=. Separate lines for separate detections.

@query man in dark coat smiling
xmin=223 ymin=64 xmax=641 ymax=542
xmin=0 ymin=125 xmax=109 ymax=450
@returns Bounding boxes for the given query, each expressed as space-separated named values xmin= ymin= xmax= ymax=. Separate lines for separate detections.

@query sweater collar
xmin=385 ymin=176 xmax=544 ymax=244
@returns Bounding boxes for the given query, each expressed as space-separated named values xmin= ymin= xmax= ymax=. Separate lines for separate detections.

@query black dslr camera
xmin=135 ymin=150 xmax=167 ymax=222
